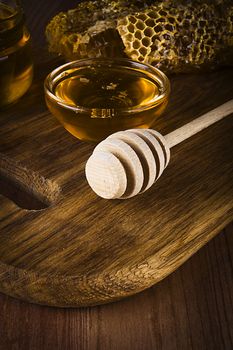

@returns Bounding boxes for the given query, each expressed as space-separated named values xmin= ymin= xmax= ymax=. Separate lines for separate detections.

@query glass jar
xmin=0 ymin=0 xmax=33 ymax=107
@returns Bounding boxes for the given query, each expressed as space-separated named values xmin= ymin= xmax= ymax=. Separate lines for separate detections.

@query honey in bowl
xmin=0 ymin=1 xmax=33 ymax=107
xmin=45 ymin=58 xmax=170 ymax=142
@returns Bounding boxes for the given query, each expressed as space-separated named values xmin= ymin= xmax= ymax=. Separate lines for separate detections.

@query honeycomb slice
xmin=117 ymin=2 xmax=232 ymax=72
xmin=46 ymin=0 xmax=233 ymax=73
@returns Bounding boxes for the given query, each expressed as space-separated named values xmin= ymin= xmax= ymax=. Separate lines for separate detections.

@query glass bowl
xmin=44 ymin=58 xmax=170 ymax=142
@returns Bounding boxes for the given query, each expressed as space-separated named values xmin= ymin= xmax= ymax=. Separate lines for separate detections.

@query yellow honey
xmin=0 ymin=3 xmax=33 ymax=107
xmin=45 ymin=59 xmax=170 ymax=142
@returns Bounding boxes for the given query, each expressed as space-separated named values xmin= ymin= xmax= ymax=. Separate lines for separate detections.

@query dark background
xmin=1 ymin=1 xmax=233 ymax=349
xmin=22 ymin=0 xmax=78 ymax=46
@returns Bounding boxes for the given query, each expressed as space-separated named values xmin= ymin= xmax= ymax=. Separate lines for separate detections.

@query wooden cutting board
xmin=0 ymin=54 xmax=233 ymax=307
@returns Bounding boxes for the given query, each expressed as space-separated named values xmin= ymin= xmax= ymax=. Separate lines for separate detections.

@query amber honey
xmin=0 ymin=2 xmax=33 ymax=107
xmin=45 ymin=59 xmax=170 ymax=142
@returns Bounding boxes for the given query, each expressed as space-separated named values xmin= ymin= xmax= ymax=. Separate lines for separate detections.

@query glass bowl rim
xmin=44 ymin=57 xmax=170 ymax=115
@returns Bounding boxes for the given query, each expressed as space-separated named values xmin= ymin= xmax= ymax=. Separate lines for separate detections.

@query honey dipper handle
xmin=164 ymin=99 xmax=233 ymax=148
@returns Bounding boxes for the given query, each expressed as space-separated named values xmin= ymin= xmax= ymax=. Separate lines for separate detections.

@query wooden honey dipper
xmin=85 ymin=99 xmax=233 ymax=199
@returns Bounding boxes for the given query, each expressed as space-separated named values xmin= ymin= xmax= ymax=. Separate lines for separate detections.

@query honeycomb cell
xmin=147 ymin=11 xmax=158 ymax=19
xmin=128 ymin=15 xmax=137 ymax=24
xmin=142 ymin=37 xmax=151 ymax=47
xmin=154 ymin=25 xmax=163 ymax=33
xmin=139 ymin=47 xmax=148 ymax=56
xmin=133 ymin=39 xmax=141 ymax=49
xmin=125 ymin=33 xmax=134 ymax=41
xmin=145 ymin=18 xmax=155 ymax=27
xmin=157 ymin=17 xmax=166 ymax=23
xmin=165 ymin=24 xmax=174 ymax=32
xmin=150 ymin=43 xmax=157 ymax=52
xmin=137 ymin=56 xmax=145 ymax=62
xmin=130 ymin=50 xmax=140 ymax=60
xmin=168 ymin=16 xmax=176 ymax=24
xmin=144 ymin=27 xmax=154 ymax=37
xmin=135 ymin=30 xmax=142 ymax=40
xmin=136 ymin=20 xmax=146 ymax=31
xmin=159 ymin=10 xmax=167 ymax=16
xmin=128 ymin=23 xmax=135 ymax=33
xmin=137 ymin=13 xmax=148 ymax=21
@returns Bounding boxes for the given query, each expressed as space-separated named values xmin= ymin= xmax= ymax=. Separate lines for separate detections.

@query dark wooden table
xmin=0 ymin=223 xmax=232 ymax=350
xmin=0 ymin=1 xmax=233 ymax=349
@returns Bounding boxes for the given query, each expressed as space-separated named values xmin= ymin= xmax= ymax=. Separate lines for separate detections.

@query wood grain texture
xmin=0 ymin=222 xmax=233 ymax=350
xmin=0 ymin=1 xmax=232 ymax=348
xmin=0 ymin=0 xmax=233 ymax=308
xmin=0 ymin=51 xmax=233 ymax=306
xmin=0 ymin=152 xmax=60 ymax=210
